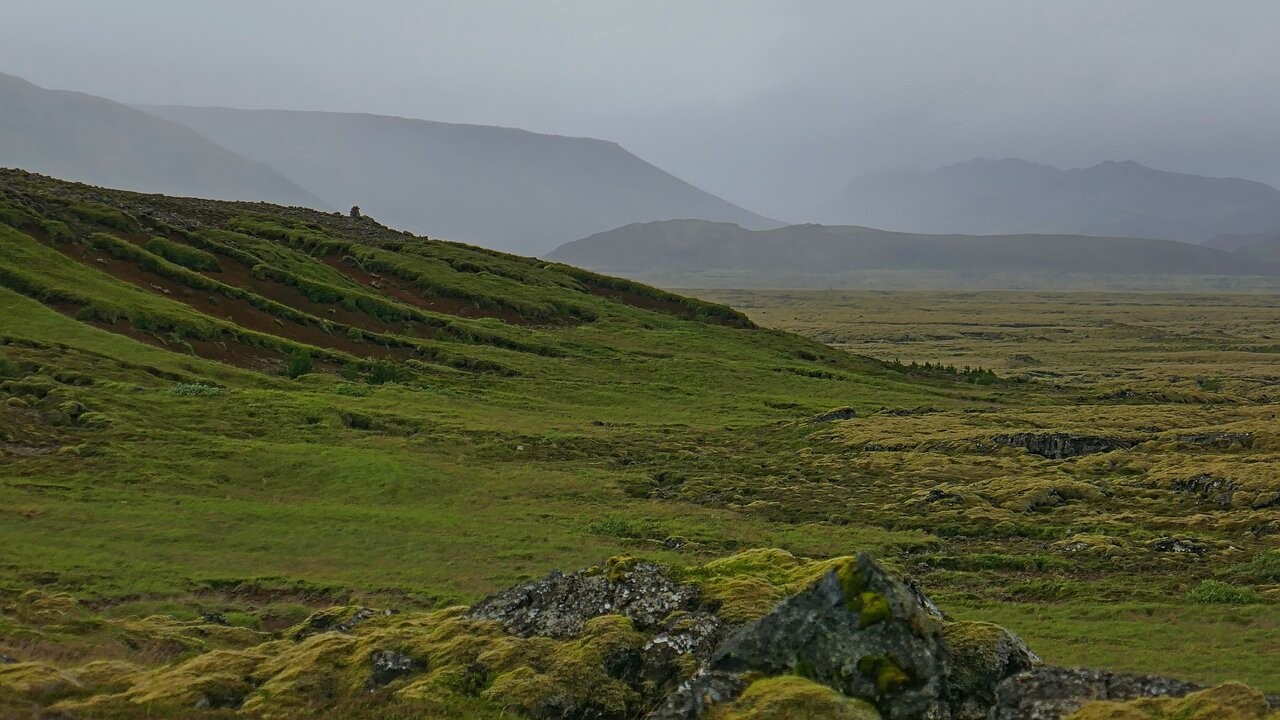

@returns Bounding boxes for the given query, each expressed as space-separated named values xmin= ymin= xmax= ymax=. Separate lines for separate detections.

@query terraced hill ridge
xmin=0 ymin=168 xmax=768 ymax=378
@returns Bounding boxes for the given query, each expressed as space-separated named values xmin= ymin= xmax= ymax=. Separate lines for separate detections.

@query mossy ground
xmin=1067 ymin=682 xmax=1280 ymax=719
xmin=710 ymin=675 xmax=882 ymax=720
xmin=1 ymin=173 xmax=1278 ymax=717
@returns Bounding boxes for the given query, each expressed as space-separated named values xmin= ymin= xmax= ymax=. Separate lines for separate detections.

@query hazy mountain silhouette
xmin=0 ymin=73 xmax=322 ymax=208
xmin=1206 ymin=229 xmax=1280 ymax=263
xmin=139 ymin=106 xmax=779 ymax=255
xmin=812 ymin=158 xmax=1280 ymax=243
xmin=547 ymin=219 xmax=1280 ymax=285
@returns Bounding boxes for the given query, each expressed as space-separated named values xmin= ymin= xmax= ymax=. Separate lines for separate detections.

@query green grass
xmin=946 ymin=601 xmax=1280 ymax=692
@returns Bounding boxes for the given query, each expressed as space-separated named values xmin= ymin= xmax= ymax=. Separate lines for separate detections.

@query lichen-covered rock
xmin=1170 ymin=474 xmax=1240 ymax=507
xmin=648 ymin=669 xmax=747 ymax=720
xmin=467 ymin=557 xmax=702 ymax=638
xmin=653 ymin=552 xmax=953 ymax=720
xmin=991 ymin=666 xmax=1205 ymax=719
xmin=992 ymin=433 xmax=1136 ymax=458
xmin=1149 ymin=537 xmax=1209 ymax=556
xmin=1173 ymin=432 xmax=1253 ymax=450
xmin=368 ymin=649 xmax=418 ymax=688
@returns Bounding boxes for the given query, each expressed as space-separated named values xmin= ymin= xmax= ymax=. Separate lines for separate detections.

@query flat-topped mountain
xmin=812 ymin=158 xmax=1280 ymax=244
xmin=546 ymin=219 xmax=1280 ymax=287
xmin=139 ymin=105 xmax=779 ymax=255
xmin=0 ymin=73 xmax=322 ymax=208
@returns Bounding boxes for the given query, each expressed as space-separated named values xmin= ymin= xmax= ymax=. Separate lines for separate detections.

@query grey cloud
xmin=3 ymin=1 xmax=1278 ymax=219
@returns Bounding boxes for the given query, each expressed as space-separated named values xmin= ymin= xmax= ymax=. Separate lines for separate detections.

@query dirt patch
xmin=50 ymin=240 xmax=412 ymax=362
xmin=46 ymin=300 xmax=288 ymax=371
xmin=201 ymin=252 xmax=436 ymax=340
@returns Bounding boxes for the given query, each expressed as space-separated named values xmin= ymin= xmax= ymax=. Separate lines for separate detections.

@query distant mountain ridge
xmin=547 ymin=219 xmax=1280 ymax=287
xmin=813 ymin=158 xmax=1280 ymax=244
xmin=0 ymin=73 xmax=323 ymax=208
xmin=139 ymin=105 xmax=779 ymax=254
xmin=1206 ymin=229 xmax=1280 ymax=263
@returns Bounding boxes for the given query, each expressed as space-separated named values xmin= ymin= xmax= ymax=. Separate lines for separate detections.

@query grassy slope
xmin=0 ymin=170 xmax=950 ymax=607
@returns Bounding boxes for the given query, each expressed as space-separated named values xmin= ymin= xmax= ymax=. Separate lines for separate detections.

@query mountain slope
xmin=1233 ymin=234 xmax=1280 ymax=263
xmin=546 ymin=219 xmax=1280 ymax=286
xmin=139 ymin=105 xmax=779 ymax=254
xmin=812 ymin=159 xmax=1280 ymax=243
xmin=1204 ymin=228 xmax=1280 ymax=261
xmin=0 ymin=73 xmax=322 ymax=208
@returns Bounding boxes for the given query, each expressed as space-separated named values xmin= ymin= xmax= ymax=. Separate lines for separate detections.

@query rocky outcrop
xmin=1170 ymin=474 xmax=1239 ymax=507
xmin=1149 ymin=537 xmax=1210 ymax=556
xmin=1173 ymin=432 xmax=1253 ymax=449
xmin=367 ymin=650 xmax=417 ymax=689
xmin=4 ymin=550 xmax=1263 ymax=720
xmin=992 ymin=433 xmax=1136 ymax=459
xmin=650 ymin=553 xmax=1036 ymax=720
xmin=991 ymin=666 xmax=1205 ymax=719
xmin=466 ymin=557 xmax=706 ymax=638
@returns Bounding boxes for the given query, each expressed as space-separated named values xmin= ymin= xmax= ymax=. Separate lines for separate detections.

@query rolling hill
xmin=546 ymin=219 xmax=1280 ymax=288
xmin=139 ymin=105 xmax=779 ymax=255
xmin=812 ymin=158 xmax=1280 ymax=244
xmin=0 ymin=73 xmax=322 ymax=208
xmin=0 ymin=165 xmax=942 ymax=602
xmin=1205 ymin=229 xmax=1280 ymax=263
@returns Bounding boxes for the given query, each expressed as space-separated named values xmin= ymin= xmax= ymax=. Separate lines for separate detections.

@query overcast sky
xmin=4 ymin=1 xmax=1279 ymax=218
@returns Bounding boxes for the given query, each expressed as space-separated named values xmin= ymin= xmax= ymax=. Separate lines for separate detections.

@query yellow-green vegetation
xmin=2 ymin=171 xmax=1280 ymax=718
xmin=687 ymin=289 xmax=1280 ymax=692
xmin=674 ymin=549 xmax=846 ymax=624
xmin=1067 ymin=682 xmax=1280 ymax=720
xmin=709 ymin=675 xmax=882 ymax=720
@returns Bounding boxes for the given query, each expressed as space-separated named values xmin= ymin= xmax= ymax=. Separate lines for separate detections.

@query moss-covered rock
xmin=660 ymin=553 xmax=950 ymax=720
xmin=710 ymin=675 xmax=882 ymax=720
xmin=943 ymin=621 xmax=1039 ymax=719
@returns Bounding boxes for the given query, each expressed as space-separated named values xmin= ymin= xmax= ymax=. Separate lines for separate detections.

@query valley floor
xmin=691 ymin=289 xmax=1280 ymax=690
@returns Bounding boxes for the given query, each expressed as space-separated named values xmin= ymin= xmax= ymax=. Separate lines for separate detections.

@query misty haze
xmin=1 ymin=4 xmax=1278 ymax=720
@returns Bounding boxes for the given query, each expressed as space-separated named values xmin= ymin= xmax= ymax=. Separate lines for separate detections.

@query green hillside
xmin=0 ymin=168 xmax=958 ymax=603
